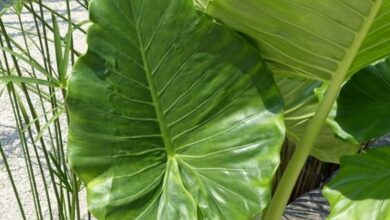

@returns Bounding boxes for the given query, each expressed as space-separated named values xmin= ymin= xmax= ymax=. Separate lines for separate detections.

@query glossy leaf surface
xmin=324 ymin=147 xmax=390 ymax=220
xmin=335 ymin=59 xmax=390 ymax=142
xmin=196 ymin=0 xmax=390 ymax=82
xmin=277 ymin=76 xmax=359 ymax=163
xmin=67 ymin=0 xmax=284 ymax=219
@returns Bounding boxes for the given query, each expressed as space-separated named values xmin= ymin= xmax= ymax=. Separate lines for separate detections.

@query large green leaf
xmin=277 ymin=76 xmax=359 ymax=163
xmin=323 ymin=147 xmax=390 ymax=220
xmin=335 ymin=59 xmax=390 ymax=142
xmin=67 ymin=0 xmax=284 ymax=219
xmin=196 ymin=0 xmax=390 ymax=81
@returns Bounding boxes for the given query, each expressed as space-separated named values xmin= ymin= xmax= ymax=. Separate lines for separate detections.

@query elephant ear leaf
xmin=335 ymin=59 xmax=390 ymax=142
xmin=196 ymin=0 xmax=390 ymax=82
xmin=323 ymin=147 xmax=390 ymax=220
xmin=277 ymin=76 xmax=359 ymax=163
xmin=67 ymin=0 xmax=284 ymax=219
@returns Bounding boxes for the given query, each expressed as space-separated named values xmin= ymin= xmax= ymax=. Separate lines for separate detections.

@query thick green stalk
xmin=264 ymin=73 xmax=344 ymax=220
xmin=264 ymin=1 xmax=383 ymax=219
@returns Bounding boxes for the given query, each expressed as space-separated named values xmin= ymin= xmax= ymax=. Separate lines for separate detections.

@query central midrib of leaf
xmin=134 ymin=20 xmax=175 ymax=157
xmin=333 ymin=0 xmax=384 ymax=83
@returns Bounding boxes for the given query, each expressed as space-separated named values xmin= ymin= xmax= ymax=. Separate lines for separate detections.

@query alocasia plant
xmin=335 ymin=58 xmax=390 ymax=142
xmin=324 ymin=147 xmax=390 ymax=220
xmin=67 ymin=0 xmax=284 ymax=218
xmin=277 ymin=76 xmax=360 ymax=163
xmin=195 ymin=0 xmax=390 ymax=81
xmin=67 ymin=0 xmax=390 ymax=219
xmin=321 ymin=59 xmax=390 ymax=219
xmin=194 ymin=0 xmax=390 ymax=219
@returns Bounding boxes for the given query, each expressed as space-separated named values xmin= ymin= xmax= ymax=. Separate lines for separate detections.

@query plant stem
xmin=264 ymin=76 xmax=343 ymax=220
xmin=264 ymin=1 xmax=383 ymax=219
xmin=0 ymin=142 xmax=26 ymax=219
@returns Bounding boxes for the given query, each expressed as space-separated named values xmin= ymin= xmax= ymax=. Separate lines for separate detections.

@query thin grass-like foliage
xmin=0 ymin=1 xmax=89 ymax=219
